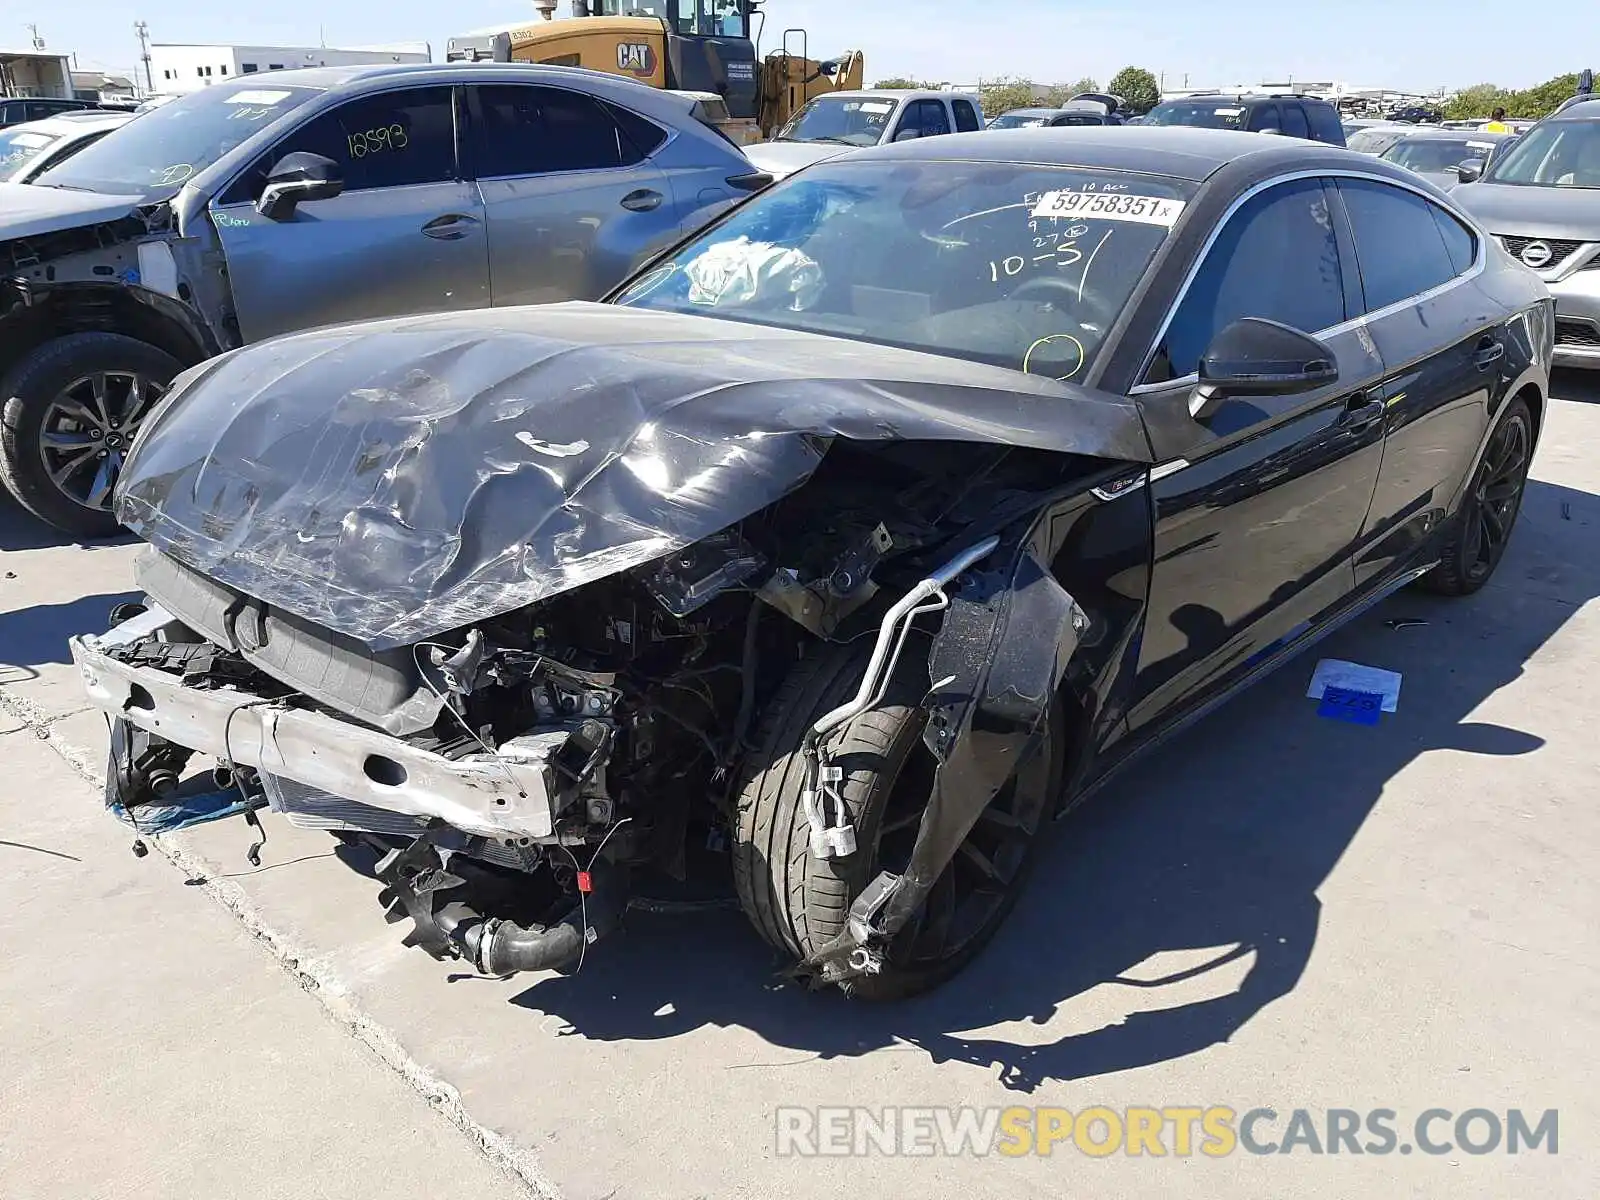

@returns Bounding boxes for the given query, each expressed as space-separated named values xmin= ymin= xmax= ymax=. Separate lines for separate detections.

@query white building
xmin=149 ymin=42 xmax=430 ymax=94
xmin=1 ymin=48 xmax=74 ymax=98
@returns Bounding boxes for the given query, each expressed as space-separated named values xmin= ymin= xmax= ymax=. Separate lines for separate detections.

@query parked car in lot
xmin=1380 ymin=127 xmax=1511 ymax=190
xmin=744 ymin=88 xmax=982 ymax=179
xmin=1143 ymin=92 xmax=1346 ymax=144
xmin=989 ymin=94 xmax=1125 ymax=129
xmin=77 ymin=128 xmax=1549 ymax=1000
xmin=1345 ymin=123 xmax=1413 ymax=155
xmin=0 ymin=96 xmax=107 ymax=128
xmin=0 ymin=110 xmax=133 ymax=182
xmin=1454 ymin=96 xmax=1600 ymax=368
xmin=0 ymin=63 xmax=763 ymax=536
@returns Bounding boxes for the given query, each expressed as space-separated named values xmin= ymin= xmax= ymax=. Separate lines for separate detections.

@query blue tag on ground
xmin=1318 ymin=686 xmax=1383 ymax=725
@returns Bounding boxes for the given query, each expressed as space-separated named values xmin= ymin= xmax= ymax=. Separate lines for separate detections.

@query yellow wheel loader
xmin=448 ymin=2 xmax=863 ymax=143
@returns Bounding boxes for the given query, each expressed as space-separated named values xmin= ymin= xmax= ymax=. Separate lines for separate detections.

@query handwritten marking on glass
xmin=1023 ymin=333 xmax=1086 ymax=381
xmin=347 ymin=123 xmax=410 ymax=159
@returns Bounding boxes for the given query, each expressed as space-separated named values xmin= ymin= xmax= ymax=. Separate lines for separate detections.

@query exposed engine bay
xmin=76 ymin=439 xmax=1110 ymax=986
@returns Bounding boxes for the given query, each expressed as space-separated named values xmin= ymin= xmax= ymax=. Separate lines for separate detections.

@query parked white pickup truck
xmin=746 ymin=89 xmax=985 ymax=179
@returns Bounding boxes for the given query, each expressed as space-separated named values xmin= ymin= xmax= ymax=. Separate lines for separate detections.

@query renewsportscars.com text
xmin=774 ymin=1106 xmax=1559 ymax=1158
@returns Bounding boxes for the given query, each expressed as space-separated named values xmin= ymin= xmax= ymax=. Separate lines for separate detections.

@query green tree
xmin=1107 ymin=66 xmax=1161 ymax=114
xmin=1510 ymin=73 xmax=1579 ymax=118
xmin=873 ymin=77 xmax=928 ymax=89
xmin=979 ymin=75 xmax=1044 ymax=118
xmin=1042 ymin=78 xmax=1101 ymax=106
xmin=1067 ymin=76 xmax=1101 ymax=96
xmin=1443 ymin=82 xmax=1506 ymax=121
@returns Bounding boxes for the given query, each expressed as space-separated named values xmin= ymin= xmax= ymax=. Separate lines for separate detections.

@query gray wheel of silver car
xmin=0 ymin=332 xmax=179 ymax=538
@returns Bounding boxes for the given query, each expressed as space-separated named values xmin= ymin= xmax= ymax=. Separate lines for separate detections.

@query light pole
xmin=135 ymin=20 xmax=153 ymax=96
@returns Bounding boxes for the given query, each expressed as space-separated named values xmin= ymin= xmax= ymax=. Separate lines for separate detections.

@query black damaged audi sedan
xmin=76 ymin=127 xmax=1550 ymax=998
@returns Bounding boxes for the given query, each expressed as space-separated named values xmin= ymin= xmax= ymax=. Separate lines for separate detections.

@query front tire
xmin=732 ymin=641 xmax=1059 ymax=999
xmin=0 ymin=332 xmax=180 ymax=538
xmin=1419 ymin=395 xmax=1533 ymax=596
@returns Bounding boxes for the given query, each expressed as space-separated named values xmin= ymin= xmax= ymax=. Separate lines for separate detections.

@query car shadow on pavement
xmin=502 ymin=477 xmax=1597 ymax=1091
xmin=0 ymin=492 xmax=136 ymax=554
xmin=1552 ymin=368 xmax=1600 ymax=405
xmin=0 ymin=592 xmax=142 ymax=675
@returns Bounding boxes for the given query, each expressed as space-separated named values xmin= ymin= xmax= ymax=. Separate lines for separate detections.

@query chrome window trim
xmin=1129 ymin=167 xmax=1488 ymax=395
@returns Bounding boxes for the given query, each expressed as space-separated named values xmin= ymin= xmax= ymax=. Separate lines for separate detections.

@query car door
xmin=1124 ymin=176 xmax=1387 ymax=735
xmin=1336 ymin=176 xmax=1506 ymax=585
xmin=892 ymin=99 xmax=952 ymax=143
xmin=468 ymin=83 xmax=676 ymax=306
xmin=208 ymin=85 xmax=490 ymax=343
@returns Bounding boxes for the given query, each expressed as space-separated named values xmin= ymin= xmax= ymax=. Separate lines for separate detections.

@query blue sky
xmin=26 ymin=0 xmax=1592 ymax=94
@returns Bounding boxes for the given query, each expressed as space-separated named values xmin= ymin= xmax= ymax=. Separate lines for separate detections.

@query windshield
xmin=0 ymin=127 xmax=60 ymax=180
xmin=1486 ymin=119 xmax=1600 ymax=188
xmin=1345 ymin=126 xmax=1409 ymax=155
xmin=30 ymin=83 xmax=321 ymax=197
xmin=989 ymin=112 xmax=1049 ymax=130
xmin=778 ymin=96 xmax=896 ymax=145
xmin=611 ymin=0 xmax=745 ymax=36
xmin=1383 ymin=137 xmax=1493 ymax=173
xmin=614 ymin=159 xmax=1194 ymax=380
xmin=1145 ymin=100 xmax=1246 ymax=130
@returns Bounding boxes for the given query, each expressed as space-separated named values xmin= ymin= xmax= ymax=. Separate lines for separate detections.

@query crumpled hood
xmin=0 ymin=181 xmax=146 ymax=240
xmin=115 ymin=302 xmax=1152 ymax=648
xmin=1454 ymin=181 xmax=1600 ymax=239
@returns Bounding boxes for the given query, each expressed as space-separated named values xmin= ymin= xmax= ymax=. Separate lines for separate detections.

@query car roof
xmin=1552 ymin=96 xmax=1600 ymax=120
xmin=823 ymin=88 xmax=976 ymax=102
xmin=5 ymin=110 xmax=131 ymax=136
xmin=1000 ymin=107 xmax=1060 ymax=117
xmin=845 ymin=125 xmax=1363 ymax=182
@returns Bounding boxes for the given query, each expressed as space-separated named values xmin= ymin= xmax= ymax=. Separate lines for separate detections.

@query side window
xmin=1429 ymin=204 xmax=1478 ymax=275
xmin=898 ymin=99 xmax=950 ymax=139
xmin=604 ymin=100 xmax=668 ymax=163
xmin=1306 ymin=103 xmax=1344 ymax=143
xmin=1338 ymin=178 xmax=1464 ymax=312
xmin=1248 ymin=103 xmax=1281 ymax=133
xmin=1148 ymin=178 xmax=1345 ymax=383
xmin=221 ymin=87 xmax=456 ymax=204
xmin=473 ymin=85 xmax=628 ymax=176
xmin=952 ymin=98 xmax=981 ymax=133
xmin=1281 ymin=104 xmax=1310 ymax=139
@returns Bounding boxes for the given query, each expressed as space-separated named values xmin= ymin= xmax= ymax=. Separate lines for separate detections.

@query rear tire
xmin=1418 ymin=395 xmax=1533 ymax=596
xmin=0 ymin=332 xmax=180 ymax=538
xmin=732 ymin=640 xmax=1059 ymax=1000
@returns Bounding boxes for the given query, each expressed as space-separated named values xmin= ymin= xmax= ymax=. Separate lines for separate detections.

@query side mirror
xmin=256 ymin=151 xmax=343 ymax=221
xmin=892 ymin=127 xmax=921 ymax=142
xmin=1190 ymin=318 xmax=1338 ymax=421
xmin=1455 ymin=158 xmax=1484 ymax=184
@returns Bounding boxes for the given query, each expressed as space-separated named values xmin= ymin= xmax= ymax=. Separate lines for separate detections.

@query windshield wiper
xmin=801 ymin=136 xmax=859 ymax=146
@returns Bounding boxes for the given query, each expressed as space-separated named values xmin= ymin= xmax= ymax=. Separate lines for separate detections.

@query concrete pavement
xmin=2 ymin=373 xmax=1598 ymax=1198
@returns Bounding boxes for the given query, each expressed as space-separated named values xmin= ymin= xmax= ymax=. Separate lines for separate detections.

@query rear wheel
xmin=732 ymin=641 xmax=1059 ymax=999
xmin=1419 ymin=395 xmax=1533 ymax=596
xmin=0 ymin=332 xmax=180 ymax=538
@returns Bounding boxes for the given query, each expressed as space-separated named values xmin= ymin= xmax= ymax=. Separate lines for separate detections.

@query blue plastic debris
xmin=108 ymin=787 xmax=254 ymax=835
xmin=1317 ymin=686 xmax=1383 ymax=726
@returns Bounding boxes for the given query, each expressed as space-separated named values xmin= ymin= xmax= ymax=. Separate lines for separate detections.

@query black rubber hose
xmin=734 ymin=601 xmax=761 ymax=751
xmin=458 ymin=864 xmax=630 ymax=976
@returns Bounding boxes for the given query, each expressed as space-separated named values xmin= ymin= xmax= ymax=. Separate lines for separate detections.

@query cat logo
xmin=615 ymin=42 xmax=656 ymax=77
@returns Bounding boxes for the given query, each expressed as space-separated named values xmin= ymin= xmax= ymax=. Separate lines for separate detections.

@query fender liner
xmin=802 ymin=545 xmax=1084 ymax=984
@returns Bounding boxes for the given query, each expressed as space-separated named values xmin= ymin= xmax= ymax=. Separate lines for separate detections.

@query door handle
xmin=421 ymin=213 xmax=480 ymax=240
xmin=1338 ymin=391 xmax=1386 ymax=431
xmin=1474 ymin=337 xmax=1505 ymax=370
xmin=619 ymin=188 xmax=664 ymax=212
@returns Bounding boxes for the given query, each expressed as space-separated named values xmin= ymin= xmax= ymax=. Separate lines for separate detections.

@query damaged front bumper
xmin=70 ymin=605 xmax=566 ymax=842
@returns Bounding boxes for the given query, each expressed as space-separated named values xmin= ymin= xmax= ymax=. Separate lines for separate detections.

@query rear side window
xmin=1281 ymin=104 xmax=1310 ymax=139
xmin=473 ymin=85 xmax=631 ymax=176
xmin=1148 ymin=178 xmax=1345 ymax=383
xmin=1338 ymin=178 xmax=1466 ymax=311
xmin=1306 ymin=103 xmax=1345 ymax=144
xmin=952 ymin=99 xmax=981 ymax=132
xmin=604 ymin=100 xmax=668 ymax=162
xmin=243 ymin=87 xmax=458 ymax=196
